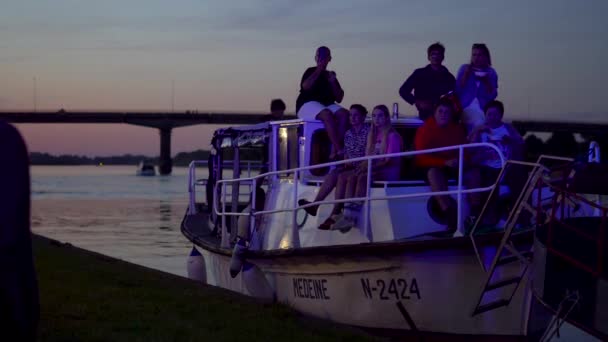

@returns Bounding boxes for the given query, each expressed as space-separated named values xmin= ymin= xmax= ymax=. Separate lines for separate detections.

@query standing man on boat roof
xmin=296 ymin=46 xmax=350 ymax=161
xmin=399 ymin=42 xmax=456 ymax=121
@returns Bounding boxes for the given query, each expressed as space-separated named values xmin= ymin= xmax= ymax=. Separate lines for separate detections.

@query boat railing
xmin=188 ymin=160 xmax=258 ymax=215
xmin=210 ymin=142 xmax=506 ymax=248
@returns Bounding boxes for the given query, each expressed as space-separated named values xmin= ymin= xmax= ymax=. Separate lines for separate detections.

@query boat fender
xmin=229 ymin=240 xmax=247 ymax=278
xmin=242 ymin=262 xmax=275 ymax=301
xmin=187 ymin=246 xmax=206 ymax=283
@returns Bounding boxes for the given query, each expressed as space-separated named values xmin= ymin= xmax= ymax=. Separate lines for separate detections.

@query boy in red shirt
xmin=415 ymin=99 xmax=480 ymax=232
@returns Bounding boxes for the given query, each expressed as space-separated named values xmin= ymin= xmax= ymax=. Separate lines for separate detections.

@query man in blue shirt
xmin=399 ymin=42 xmax=456 ymax=121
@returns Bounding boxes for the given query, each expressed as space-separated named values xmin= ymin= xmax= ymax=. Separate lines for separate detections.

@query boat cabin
xmin=204 ymin=115 xmax=498 ymax=251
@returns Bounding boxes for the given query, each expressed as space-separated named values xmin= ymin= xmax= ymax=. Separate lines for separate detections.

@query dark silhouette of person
xmin=399 ymin=42 xmax=456 ymax=121
xmin=524 ymin=134 xmax=545 ymax=162
xmin=296 ymin=46 xmax=350 ymax=161
xmin=546 ymin=131 xmax=579 ymax=159
xmin=261 ymin=99 xmax=286 ymax=122
xmin=0 ymin=121 xmax=39 ymax=341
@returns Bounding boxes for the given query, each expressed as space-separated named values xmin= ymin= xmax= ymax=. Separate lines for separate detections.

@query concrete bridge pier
xmin=159 ymin=127 xmax=172 ymax=175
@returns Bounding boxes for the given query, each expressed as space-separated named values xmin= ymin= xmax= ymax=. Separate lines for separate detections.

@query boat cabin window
xmin=303 ymin=123 xmax=427 ymax=183
xmin=276 ymin=125 xmax=300 ymax=178
xmin=309 ymin=129 xmax=331 ymax=176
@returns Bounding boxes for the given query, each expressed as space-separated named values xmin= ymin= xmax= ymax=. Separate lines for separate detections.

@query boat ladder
xmin=538 ymin=291 xmax=580 ymax=342
xmin=470 ymin=163 xmax=548 ymax=316
xmin=470 ymin=147 xmax=599 ymax=316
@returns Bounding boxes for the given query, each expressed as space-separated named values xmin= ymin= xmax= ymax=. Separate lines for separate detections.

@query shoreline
xmin=32 ymin=234 xmax=375 ymax=341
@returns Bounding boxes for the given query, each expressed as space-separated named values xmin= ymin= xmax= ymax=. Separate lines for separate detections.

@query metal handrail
xmin=188 ymin=160 xmax=261 ymax=215
xmin=208 ymin=142 xmax=506 ymax=247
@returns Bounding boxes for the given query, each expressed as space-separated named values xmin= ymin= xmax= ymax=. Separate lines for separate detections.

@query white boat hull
xmin=194 ymin=244 xmax=529 ymax=336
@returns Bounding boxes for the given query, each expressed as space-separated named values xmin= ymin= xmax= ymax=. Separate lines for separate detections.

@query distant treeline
xmin=524 ymin=132 xmax=606 ymax=162
xmin=30 ymin=150 xmax=212 ymax=167
xmin=28 ymin=132 xmax=605 ymax=167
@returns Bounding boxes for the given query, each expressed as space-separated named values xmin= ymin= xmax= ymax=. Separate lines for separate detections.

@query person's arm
xmin=301 ymin=67 xmax=322 ymax=91
xmin=456 ymin=64 xmax=471 ymax=89
xmin=480 ymin=68 xmax=498 ymax=99
xmin=398 ymin=71 xmax=417 ymax=105
xmin=446 ymin=71 xmax=456 ymax=94
xmin=468 ymin=124 xmax=489 ymax=143
xmin=373 ymin=132 xmax=403 ymax=168
xmin=328 ymin=71 xmax=344 ymax=103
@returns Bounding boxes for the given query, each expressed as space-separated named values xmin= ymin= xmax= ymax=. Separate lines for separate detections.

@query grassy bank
xmin=33 ymin=235 xmax=374 ymax=341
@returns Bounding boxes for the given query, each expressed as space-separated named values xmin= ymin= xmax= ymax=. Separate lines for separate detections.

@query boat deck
xmin=181 ymin=206 xmax=534 ymax=260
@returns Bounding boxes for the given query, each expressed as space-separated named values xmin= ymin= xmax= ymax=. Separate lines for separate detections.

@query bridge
xmin=1 ymin=111 xmax=606 ymax=174
xmin=0 ymin=111 xmax=296 ymax=175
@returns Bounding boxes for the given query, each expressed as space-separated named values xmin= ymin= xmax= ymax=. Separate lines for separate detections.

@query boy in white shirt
xmin=469 ymin=100 xmax=525 ymax=224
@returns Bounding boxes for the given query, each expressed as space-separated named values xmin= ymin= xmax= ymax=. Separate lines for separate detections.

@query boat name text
xmin=293 ymin=278 xmax=330 ymax=300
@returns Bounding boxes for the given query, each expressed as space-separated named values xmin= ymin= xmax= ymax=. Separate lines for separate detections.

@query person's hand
xmin=477 ymin=124 xmax=491 ymax=134
xmin=317 ymin=57 xmax=329 ymax=70
xmin=327 ymin=71 xmax=337 ymax=83
xmin=468 ymin=124 xmax=489 ymax=142
xmin=445 ymin=158 xmax=459 ymax=168
xmin=356 ymin=161 xmax=368 ymax=175
xmin=463 ymin=64 xmax=472 ymax=77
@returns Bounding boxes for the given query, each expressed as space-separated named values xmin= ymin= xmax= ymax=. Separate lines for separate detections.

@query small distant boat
xmin=136 ymin=161 xmax=156 ymax=176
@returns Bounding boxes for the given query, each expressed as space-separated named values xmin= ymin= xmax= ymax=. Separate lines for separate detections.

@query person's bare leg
xmin=355 ymin=173 xmax=369 ymax=199
xmin=428 ymin=168 xmax=451 ymax=211
xmin=330 ymin=171 xmax=350 ymax=215
xmin=315 ymin=169 xmax=338 ymax=202
xmin=344 ymin=172 xmax=359 ymax=199
xmin=301 ymin=169 xmax=339 ymax=215
xmin=316 ymin=109 xmax=343 ymax=157
xmin=334 ymin=108 xmax=350 ymax=145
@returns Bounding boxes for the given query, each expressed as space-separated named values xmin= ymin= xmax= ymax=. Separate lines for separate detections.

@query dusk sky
xmin=3 ymin=0 xmax=607 ymax=156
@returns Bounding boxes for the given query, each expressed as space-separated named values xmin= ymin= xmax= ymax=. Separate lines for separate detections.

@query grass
xmin=33 ymin=235 xmax=375 ymax=342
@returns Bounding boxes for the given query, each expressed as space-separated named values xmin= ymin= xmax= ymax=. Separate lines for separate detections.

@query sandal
xmin=318 ymin=216 xmax=337 ymax=230
xmin=298 ymin=199 xmax=318 ymax=216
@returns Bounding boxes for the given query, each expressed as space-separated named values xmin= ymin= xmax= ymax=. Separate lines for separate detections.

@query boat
xmin=136 ymin=161 xmax=156 ymax=176
xmin=180 ymin=111 xmax=606 ymax=339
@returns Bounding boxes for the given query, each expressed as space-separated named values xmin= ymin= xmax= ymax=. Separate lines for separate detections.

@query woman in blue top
xmin=456 ymin=44 xmax=498 ymax=133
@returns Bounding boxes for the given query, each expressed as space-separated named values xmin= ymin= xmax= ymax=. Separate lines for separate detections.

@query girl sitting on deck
xmin=320 ymin=105 xmax=403 ymax=231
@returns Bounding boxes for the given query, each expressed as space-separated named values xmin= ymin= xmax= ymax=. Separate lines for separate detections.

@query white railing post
xmin=250 ymin=178 xmax=257 ymax=241
xmin=221 ymin=182 xmax=229 ymax=248
xmin=292 ymin=168 xmax=301 ymax=248
xmin=455 ymin=145 xmax=464 ymax=237
xmin=365 ymin=159 xmax=373 ymax=241
xmin=188 ymin=162 xmax=197 ymax=215
xmin=589 ymin=141 xmax=601 ymax=216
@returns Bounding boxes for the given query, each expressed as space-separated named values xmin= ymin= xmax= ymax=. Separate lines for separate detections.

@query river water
xmin=31 ymin=165 xmax=200 ymax=277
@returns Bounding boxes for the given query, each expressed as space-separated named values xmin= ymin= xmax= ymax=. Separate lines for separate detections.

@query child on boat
xmin=327 ymin=105 xmax=403 ymax=231
xmin=399 ymin=42 xmax=456 ymax=121
xmin=414 ymin=98 xmax=481 ymax=233
xmin=296 ymin=46 xmax=350 ymax=161
xmin=468 ymin=100 xmax=525 ymax=225
xmin=298 ymin=104 xmax=370 ymax=219
xmin=456 ymin=43 xmax=498 ymax=133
